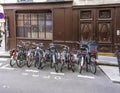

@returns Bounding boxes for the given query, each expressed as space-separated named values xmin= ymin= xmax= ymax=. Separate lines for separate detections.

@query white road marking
xmin=50 ymin=72 xmax=64 ymax=76
xmin=43 ymin=75 xmax=50 ymax=79
xmin=2 ymin=85 xmax=10 ymax=88
xmin=25 ymin=69 xmax=39 ymax=73
xmin=32 ymin=74 xmax=39 ymax=77
xmin=54 ymin=76 xmax=61 ymax=80
xmin=0 ymin=58 xmax=9 ymax=61
xmin=21 ymin=73 xmax=29 ymax=76
xmin=78 ymin=75 xmax=95 ymax=79
xmin=0 ymin=63 xmax=2 ymax=66
xmin=0 ymin=64 xmax=15 ymax=70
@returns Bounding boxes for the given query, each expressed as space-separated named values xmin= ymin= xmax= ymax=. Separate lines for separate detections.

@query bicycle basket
xmin=87 ymin=41 xmax=98 ymax=53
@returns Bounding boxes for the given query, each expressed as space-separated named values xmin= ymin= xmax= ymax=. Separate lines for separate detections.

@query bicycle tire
xmin=27 ymin=58 xmax=34 ymax=68
xmin=71 ymin=63 xmax=75 ymax=72
xmin=89 ymin=61 xmax=96 ymax=74
xmin=60 ymin=63 xmax=64 ymax=72
xmin=10 ymin=57 xmax=16 ymax=67
xmin=54 ymin=63 xmax=59 ymax=73
xmin=16 ymin=60 xmax=24 ymax=68
xmin=78 ymin=62 xmax=82 ymax=73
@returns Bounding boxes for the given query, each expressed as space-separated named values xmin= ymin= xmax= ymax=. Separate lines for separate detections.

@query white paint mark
xmin=0 ymin=58 xmax=8 ymax=61
xmin=43 ymin=75 xmax=50 ymax=79
xmin=54 ymin=76 xmax=61 ymax=80
xmin=3 ymin=85 xmax=10 ymax=88
xmin=0 ymin=63 xmax=2 ymax=66
xmin=50 ymin=72 xmax=64 ymax=76
xmin=32 ymin=74 xmax=39 ymax=77
xmin=0 ymin=64 xmax=14 ymax=70
xmin=78 ymin=75 xmax=95 ymax=79
xmin=25 ymin=69 xmax=39 ymax=73
xmin=21 ymin=73 xmax=29 ymax=76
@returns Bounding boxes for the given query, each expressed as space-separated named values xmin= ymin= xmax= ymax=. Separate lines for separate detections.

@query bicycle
xmin=48 ymin=43 xmax=59 ymax=72
xmin=77 ymin=41 xmax=89 ymax=74
xmin=9 ymin=48 xmax=18 ymax=67
xmin=87 ymin=41 xmax=98 ymax=74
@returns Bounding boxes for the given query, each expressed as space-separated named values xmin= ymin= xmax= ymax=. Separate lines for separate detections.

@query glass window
xmin=16 ymin=12 xmax=52 ymax=40
xmin=46 ymin=13 xmax=52 ymax=40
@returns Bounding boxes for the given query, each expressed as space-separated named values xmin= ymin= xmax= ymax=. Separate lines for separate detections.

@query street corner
xmin=99 ymin=65 xmax=120 ymax=83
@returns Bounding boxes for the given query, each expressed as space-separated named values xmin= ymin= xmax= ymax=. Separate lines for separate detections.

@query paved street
xmin=0 ymin=58 xmax=120 ymax=93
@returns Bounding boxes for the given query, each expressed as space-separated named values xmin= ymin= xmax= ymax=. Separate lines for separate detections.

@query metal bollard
xmin=115 ymin=45 xmax=120 ymax=75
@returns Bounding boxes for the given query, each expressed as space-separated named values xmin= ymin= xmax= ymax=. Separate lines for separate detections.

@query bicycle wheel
xmin=16 ymin=54 xmax=24 ymax=68
xmin=16 ymin=60 xmax=24 ymax=68
xmin=78 ymin=62 xmax=82 ymax=73
xmin=54 ymin=63 xmax=59 ymax=73
xmin=50 ymin=55 xmax=55 ymax=68
xmin=27 ymin=58 xmax=34 ymax=67
xmin=27 ymin=53 xmax=34 ymax=67
xmin=78 ymin=57 xmax=83 ymax=73
xmin=37 ymin=58 xmax=45 ymax=69
xmin=10 ymin=57 xmax=16 ymax=67
xmin=35 ymin=52 xmax=41 ymax=68
xmin=89 ymin=61 xmax=96 ymax=74
xmin=60 ymin=63 xmax=64 ymax=72
xmin=86 ymin=57 xmax=89 ymax=72
xmin=71 ymin=63 xmax=75 ymax=72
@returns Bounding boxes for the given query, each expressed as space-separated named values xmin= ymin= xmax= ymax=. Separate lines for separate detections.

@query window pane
xmin=24 ymin=21 xmax=31 ymax=38
xmin=38 ymin=14 xmax=45 ymax=39
xmin=24 ymin=14 xmax=30 ymax=21
xmin=46 ymin=13 xmax=52 ymax=39
xmin=16 ymin=14 xmax=23 ymax=20
xmin=17 ymin=21 xmax=24 ymax=26
xmin=31 ymin=14 xmax=37 ymax=20
xmin=16 ymin=27 xmax=24 ymax=37
xmin=31 ymin=14 xmax=38 ymax=38
xmin=16 ymin=12 xmax=53 ymax=40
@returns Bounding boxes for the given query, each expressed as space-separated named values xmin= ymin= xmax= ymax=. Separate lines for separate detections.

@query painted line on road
xmin=21 ymin=73 xmax=29 ymax=76
xmin=0 ymin=63 xmax=2 ymax=66
xmin=50 ymin=72 xmax=65 ymax=76
xmin=43 ymin=75 xmax=50 ymax=79
xmin=2 ymin=85 xmax=10 ymax=89
xmin=78 ymin=75 xmax=95 ymax=79
xmin=32 ymin=74 xmax=39 ymax=77
xmin=54 ymin=76 xmax=61 ymax=80
xmin=25 ymin=69 xmax=39 ymax=73
xmin=0 ymin=64 xmax=15 ymax=70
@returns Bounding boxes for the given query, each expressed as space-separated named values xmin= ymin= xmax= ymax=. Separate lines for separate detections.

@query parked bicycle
xmin=60 ymin=45 xmax=75 ymax=72
xmin=87 ymin=41 xmax=98 ymax=74
xmin=16 ymin=41 xmax=29 ymax=68
xmin=9 ymin=48 xmax=18 ymax=67
xmin=48 ymin=43 xmax=59 ymax=72
xmin=77 ymin=41 xmax=89 ymax=73
xmin=27 ymin=43 xmax=44 ymax=68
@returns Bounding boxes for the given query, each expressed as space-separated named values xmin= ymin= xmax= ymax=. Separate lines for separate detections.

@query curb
xmin=98 ymin=62 xmax=118 ymax=66
xmin=0 ymin=56 xmax=10 ymax=58
xmin=99 ymin=65 xmax=120 ymax=84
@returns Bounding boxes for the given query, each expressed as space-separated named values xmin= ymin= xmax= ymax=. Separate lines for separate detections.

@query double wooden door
xmin=79 ymin=8 xmax=114 ymax=52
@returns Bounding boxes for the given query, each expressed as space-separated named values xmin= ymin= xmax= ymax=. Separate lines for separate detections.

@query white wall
xmin=0 ymin=0 xmax=120 ymax=5
xmin=0 ymin=0 xmax=17 ymax=3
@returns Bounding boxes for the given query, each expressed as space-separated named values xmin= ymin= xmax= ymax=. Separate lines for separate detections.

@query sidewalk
xmin=0 ymin=39 xmax=120 ymax=83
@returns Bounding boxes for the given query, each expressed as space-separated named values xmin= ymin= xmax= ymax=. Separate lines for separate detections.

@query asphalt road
xmin=0 ymin=58 xmax=120 ymax=93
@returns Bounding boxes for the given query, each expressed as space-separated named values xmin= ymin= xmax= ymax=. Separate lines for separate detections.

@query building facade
xmin=1 ymin=0 xmax=120 ymax=52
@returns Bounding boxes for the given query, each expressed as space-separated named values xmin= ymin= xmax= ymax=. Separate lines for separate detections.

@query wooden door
xmin=97 ymin=8 xmax=114 ymax=52
xmin=53 ymin=8 xmax=65 ymax=42
xmin=79 ymin=9 xmax=95 ymax=41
